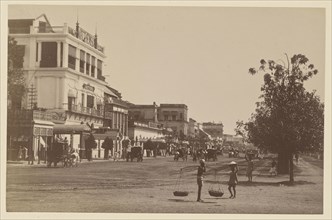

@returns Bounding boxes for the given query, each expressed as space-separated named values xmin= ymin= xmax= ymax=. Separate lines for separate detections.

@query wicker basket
xmin=173 ymin=191 xmax=189 ymax=197
xmin=208 ymin=190 xmax=224 ymax=197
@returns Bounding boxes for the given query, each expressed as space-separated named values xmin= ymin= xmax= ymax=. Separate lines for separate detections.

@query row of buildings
xmin=7 ymin=14 xmax=229 ymax=161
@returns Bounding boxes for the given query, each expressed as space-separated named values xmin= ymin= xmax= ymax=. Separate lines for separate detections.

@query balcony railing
xmin=9 ymin=25 xmax=105 ymax=53
xmin=65 ymin=104 xmax=104 ymax=118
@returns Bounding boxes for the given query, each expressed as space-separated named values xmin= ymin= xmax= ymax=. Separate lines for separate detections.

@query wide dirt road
xmin=6 ymin=154 xmax=323 ymax=214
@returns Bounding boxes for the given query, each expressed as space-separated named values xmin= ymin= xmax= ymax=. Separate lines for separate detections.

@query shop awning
xmin=137 ymin=138 xmax=165 ymax=143
xmin=92 ymin=131 xmax=119 ymax=140
xmin=33 ymin=119 xmax=55 ymax=127
xmin=53 ymin=124 xmax=91 ymax=134
xmin=105 ymin=87 xmax=119 ymax=98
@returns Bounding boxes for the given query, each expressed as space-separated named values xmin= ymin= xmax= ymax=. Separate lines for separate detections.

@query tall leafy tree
xmin=8 ymin=37 xmax=26 ymax=109
xmin=236 ymin=54 xmax=324 ymax=183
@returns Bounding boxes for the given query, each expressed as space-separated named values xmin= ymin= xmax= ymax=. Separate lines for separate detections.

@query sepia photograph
xmin=1 ymin=1 xmax=331 ymax=219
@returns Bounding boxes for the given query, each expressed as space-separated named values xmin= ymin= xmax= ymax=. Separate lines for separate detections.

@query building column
xmin=82 ymin=52 xmax=86 ymax=74
xmin=34 ymin=41 xmax=39 ymax=67
xmin=63 ymin=42 xmax=68 ymax=68
xmin=125 ymin=114 xmax=128 ymax=136
xmin=75 ymin=47 xmax=80 ymax=72
xmin=37 ymin=41 xmax=42 ymax=67
xmin=35 ymin=76 xmax=40 ymax=108
xmin=91 ymin=57 xmax=96 ymax=78
xmin=122 ymin=113 xmax=125 ymax=137
xmin=113 ymin=112 xmax=116 ymax=129
xmin=55 ymin=78 xmax=59 ymax=109
xmin=87 ymin=55 xmax=91 ymax=74
xmin=57 ymin=41 xmax=61 ymax=67
xmin=119 ymin=112 xmax=123 ymax=135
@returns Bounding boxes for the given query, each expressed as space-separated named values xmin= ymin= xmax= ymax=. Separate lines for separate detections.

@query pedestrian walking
xmin=102 ymin=137 xmax=113 ymax=160
xmin=113 ymin=151 xmax=120 ymax=161
xmin=126 ymin=141 xmax=132 ymax=161
xmin=27 ymin=139 xmax=34 ymax=165
xmin=17 ymin=146 xmax=23 ymax=161
xmin=228 ymin=161 xmax=238 ymax=199
xmin=245 ymin=153 xmax=254 ymax=182
xmin=197 ymin=159 xmax=206 ymax=202
xmin=295 ymin=153 xmax=299 ymax=164
xmin=269 ymin=159 xmax=277 ymax=176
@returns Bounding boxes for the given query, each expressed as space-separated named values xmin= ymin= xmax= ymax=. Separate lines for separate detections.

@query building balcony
xmin=64 ymin=104 xmax=104 ymax=118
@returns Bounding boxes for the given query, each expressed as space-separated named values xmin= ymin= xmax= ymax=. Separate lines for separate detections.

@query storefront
xmin=7 ymin=110 xmax=54 ymax=163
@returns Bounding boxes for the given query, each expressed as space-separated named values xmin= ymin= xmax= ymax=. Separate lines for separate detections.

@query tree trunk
xmin=278 ymin=151 xmax=289 ymax=174
xmin=289 ymin=152 xmax=294 ymax=183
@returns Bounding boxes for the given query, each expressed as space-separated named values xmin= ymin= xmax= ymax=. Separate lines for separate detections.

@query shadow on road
xmin=237 ymin=180 xmax=316 ymax=187
xmin=168 ymin=199 xmax=195 ymax=203
xmin=168 ymin=199 xmax=218 ymax=204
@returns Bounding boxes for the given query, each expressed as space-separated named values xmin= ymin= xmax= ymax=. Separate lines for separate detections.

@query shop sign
xmin=33 ymin=127 xmax=53 ymax=136
xmin=83 ymin=83 xmax=95 ymax=92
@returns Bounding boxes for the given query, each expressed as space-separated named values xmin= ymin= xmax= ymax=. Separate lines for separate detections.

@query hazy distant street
xmin=6 ymin=154 xmax=323 ymax=214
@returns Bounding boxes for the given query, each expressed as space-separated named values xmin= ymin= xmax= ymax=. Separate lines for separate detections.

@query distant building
xmin=128 ymin=102 xmax=189 ymax=138
xmin=222 ymin=134 xmax=243 ymax=146
xmin=158 ymin=104 xmax=189 ymax=138
xmin=188 ymin=118 xmax=200 ymax=138
xmin=128 ymin=121 xmax=164 ymax=142
xmin=202 ymin=122 xmax=224 ymax=139
xmin=104 ymin=90 xmax=129 ymax=137
xmin=128 ymin=102 xmax=158 ymax=123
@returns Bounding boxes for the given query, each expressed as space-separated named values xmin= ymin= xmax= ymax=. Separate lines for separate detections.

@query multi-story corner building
xmin=8 ymin=14 xmax=107 ymax=128
xmin=8 ymin=14 xmax=128 ymax=159
xmin=202 ymin=122 xmax=224 ymax=139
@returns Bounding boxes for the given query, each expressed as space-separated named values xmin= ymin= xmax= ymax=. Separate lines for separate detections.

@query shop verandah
xmin=7 ymin=109 xmax=54 ymax=164
xmin=6 ymin=109 xmax=123 ymax=164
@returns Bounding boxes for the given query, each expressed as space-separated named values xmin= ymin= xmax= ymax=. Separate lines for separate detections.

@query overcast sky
xmin=8 ymin=4 xmax=326 ymax=134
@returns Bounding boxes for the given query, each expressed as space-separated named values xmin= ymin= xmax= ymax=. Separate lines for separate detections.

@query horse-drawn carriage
xmin=228 ymin=149 xmax=239 ymax=158
xmin=47 ymin=137 xmax=79 ymax=167
xmin=47 ymin=138 xmax=67 ymax=167
xmin=205 ymin=149 xmax=218 ymax=161
xmin=174 ymin=148 xmax=188 ymax=161
xmin=127 ymin=146 xmax=143 ymax=162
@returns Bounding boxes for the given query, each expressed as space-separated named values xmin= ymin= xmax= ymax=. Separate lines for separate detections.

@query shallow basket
xmin=173 ymin=191 xmax=189 ymax=197
xmin=208 ymin=190 xmax=224 ymax=197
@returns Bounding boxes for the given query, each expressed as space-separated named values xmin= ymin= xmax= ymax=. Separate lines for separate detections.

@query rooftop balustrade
xmin=9 ymin=24 xmax=104 ymax=53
